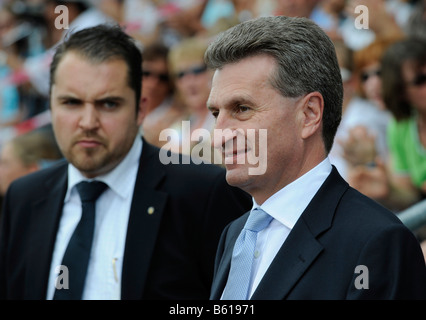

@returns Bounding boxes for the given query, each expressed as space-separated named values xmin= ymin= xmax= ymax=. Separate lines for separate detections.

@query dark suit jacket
xmin=210 ymin=167 xmax=426 ymax=300
xmin=0 ymin=140 xmax=251 ymax=299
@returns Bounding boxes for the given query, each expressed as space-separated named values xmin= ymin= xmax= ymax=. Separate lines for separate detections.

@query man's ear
xmin=300 ymin=92 xmax=324 ymax=140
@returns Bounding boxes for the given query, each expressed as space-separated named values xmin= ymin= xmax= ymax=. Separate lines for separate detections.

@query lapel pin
xmin=147 ymin=206 xmax=155 ymax=215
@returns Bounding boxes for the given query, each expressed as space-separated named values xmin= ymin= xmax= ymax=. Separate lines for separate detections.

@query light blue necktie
xmin=222 ymin=208 xmax=273 ymax=300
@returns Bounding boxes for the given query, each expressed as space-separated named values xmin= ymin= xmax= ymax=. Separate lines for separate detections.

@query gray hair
xmin=204 ymin=16 xmax=343 ymax=153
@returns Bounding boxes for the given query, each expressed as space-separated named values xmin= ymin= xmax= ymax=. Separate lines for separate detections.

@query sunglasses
xmin=175 ymin=65 xmax=207 ymax=79
xmin=142 ymin=70 xmax=169 ymax=82
xmin=360 ymin=69 xmax=381 ymax=82
xmin=407 ymin=73 xmax=426 ymax=87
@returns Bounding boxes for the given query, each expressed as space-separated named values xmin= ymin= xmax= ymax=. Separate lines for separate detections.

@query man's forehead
xmin=208 ymin=63 xmax=275 ymax=105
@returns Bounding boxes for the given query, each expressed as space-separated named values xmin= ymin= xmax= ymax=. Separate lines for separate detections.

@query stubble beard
xmin=65 ymin=142 xmax=127 ymax=178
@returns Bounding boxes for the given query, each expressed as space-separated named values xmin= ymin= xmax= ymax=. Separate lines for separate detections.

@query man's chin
xmin=225 ymin=167 xmax=251 ymax=189
xmin=70 ymin=155 xmax=110 ymax=178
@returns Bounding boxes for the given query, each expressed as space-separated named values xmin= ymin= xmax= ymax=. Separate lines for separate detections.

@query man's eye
xmin=211 ymin=110 xmax=219 ymax=118
xmin=236 ymin=105 xmax=250 ymax=114
xmin=63 ymin=99 xmax=81 ymax=105
xmin=101 ymin=100 xmax=119 ymax=109
xmin=209 ymin=108 xmax=219 ymax=118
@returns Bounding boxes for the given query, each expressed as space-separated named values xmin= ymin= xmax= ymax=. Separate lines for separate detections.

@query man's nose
xmin=78 ymin=104 xmax=100 ymax=131
xmin=212 ymin=113 xmax=238 ymax=150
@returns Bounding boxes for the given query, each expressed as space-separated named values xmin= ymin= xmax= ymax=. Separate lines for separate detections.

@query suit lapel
xmin=25 ymin=163 xmax=68 ymax=299
xmin=251 ymin=220 xmax=323 ymax=300
xmin=210 ymin=214 xmax=248 ymax=300
xmin=121 ymin=141 xmax=168 ymax=299
xmin=252 ymin=167 xmax=348 ymax=300
xmin=251 ymin=167 xmax=349 ymax=299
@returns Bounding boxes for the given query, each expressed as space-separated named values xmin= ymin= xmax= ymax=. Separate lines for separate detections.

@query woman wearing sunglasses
xmin=166 ymin=36 xmax=217 ymax=163
xmin=349 ymin=38 xmax=426 ymax=215
xmin=333 ymin=38 xmax=396 ymax=180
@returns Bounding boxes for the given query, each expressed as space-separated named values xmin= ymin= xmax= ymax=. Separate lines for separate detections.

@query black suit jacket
xmin=211 ymin=167 xmax=426 ymax=300
xmin=0 ymin=140 xmax=251 ymax=299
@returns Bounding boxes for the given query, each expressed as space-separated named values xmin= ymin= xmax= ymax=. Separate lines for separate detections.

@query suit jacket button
xmin=147 ymin=206 xmax=155 ymax=215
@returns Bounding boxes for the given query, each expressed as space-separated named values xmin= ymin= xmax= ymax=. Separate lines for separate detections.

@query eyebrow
xmin=96 ymin=96 xmax=126 ymax=103
xmin=56 ymin=95 xmax=126 ymax=103
xmin=207 ymin=95 xmax=255 ymax=111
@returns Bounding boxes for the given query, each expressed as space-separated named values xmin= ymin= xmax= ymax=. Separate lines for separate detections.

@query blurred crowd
xmin=1 ymin=0 xmax=426 ymax=244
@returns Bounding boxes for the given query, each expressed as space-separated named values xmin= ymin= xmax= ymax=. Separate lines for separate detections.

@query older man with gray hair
xmin=205 ymin=15 xmax=426 ymax=300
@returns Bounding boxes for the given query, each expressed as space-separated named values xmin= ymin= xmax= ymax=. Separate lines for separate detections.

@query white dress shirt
xmin=47 ymin=136 xmax=142 ymax=300
xmin=245 ymin=158 xmax=332 ymax=299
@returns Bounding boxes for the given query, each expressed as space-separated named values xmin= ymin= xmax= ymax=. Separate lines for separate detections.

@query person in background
xmin=0 ymin=24 xmax=251 ymax=300
xmin=341 ymin=0 xmax=406 ymax=51
xmin=140 ymin=41 xmax=185 ymax=149
xmin=0 ymin=128 xmax=62 ymax=197
xmin=0 ymin=2 xmax=46 ymax=126
xmin=122 ymin=0 xmax=208 ymax=48
xmin=0 ymin=128 xmax=62 ymax=221
xmin=203 ymin=0 xmax=273 ymax=32
xmin=334 ymin=37 xmax=398 ymax=179
xmin=349 ymin=38 xmax=426 ymax=212
xmin=205 ymin=15 xmax=426 ymax=300
xmin=166 ymin=36 xmax=217 ymax=162
xmin=328 ymin=39 xmax=357 ymax=178
xmin=310 ymin=0 xmax=347 ymax=41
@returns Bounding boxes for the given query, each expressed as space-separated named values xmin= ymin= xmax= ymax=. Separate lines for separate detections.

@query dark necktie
xmin=53 ymin=180 xmax=108 ymax=300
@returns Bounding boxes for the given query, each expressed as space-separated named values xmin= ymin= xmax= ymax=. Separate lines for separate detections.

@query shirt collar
xmin=252 ymin=158 xmax=332 ymax=229
xmin=65 ymin=136 xmax=143 ymax=201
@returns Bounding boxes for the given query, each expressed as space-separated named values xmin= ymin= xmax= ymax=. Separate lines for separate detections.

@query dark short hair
xmin=49 ymin=24 xmax=143 ymax=110
xmin=204 ymin=16 xmax=343 ymax=154
xmin=381 ymin=38 xmax=426 ymax=121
